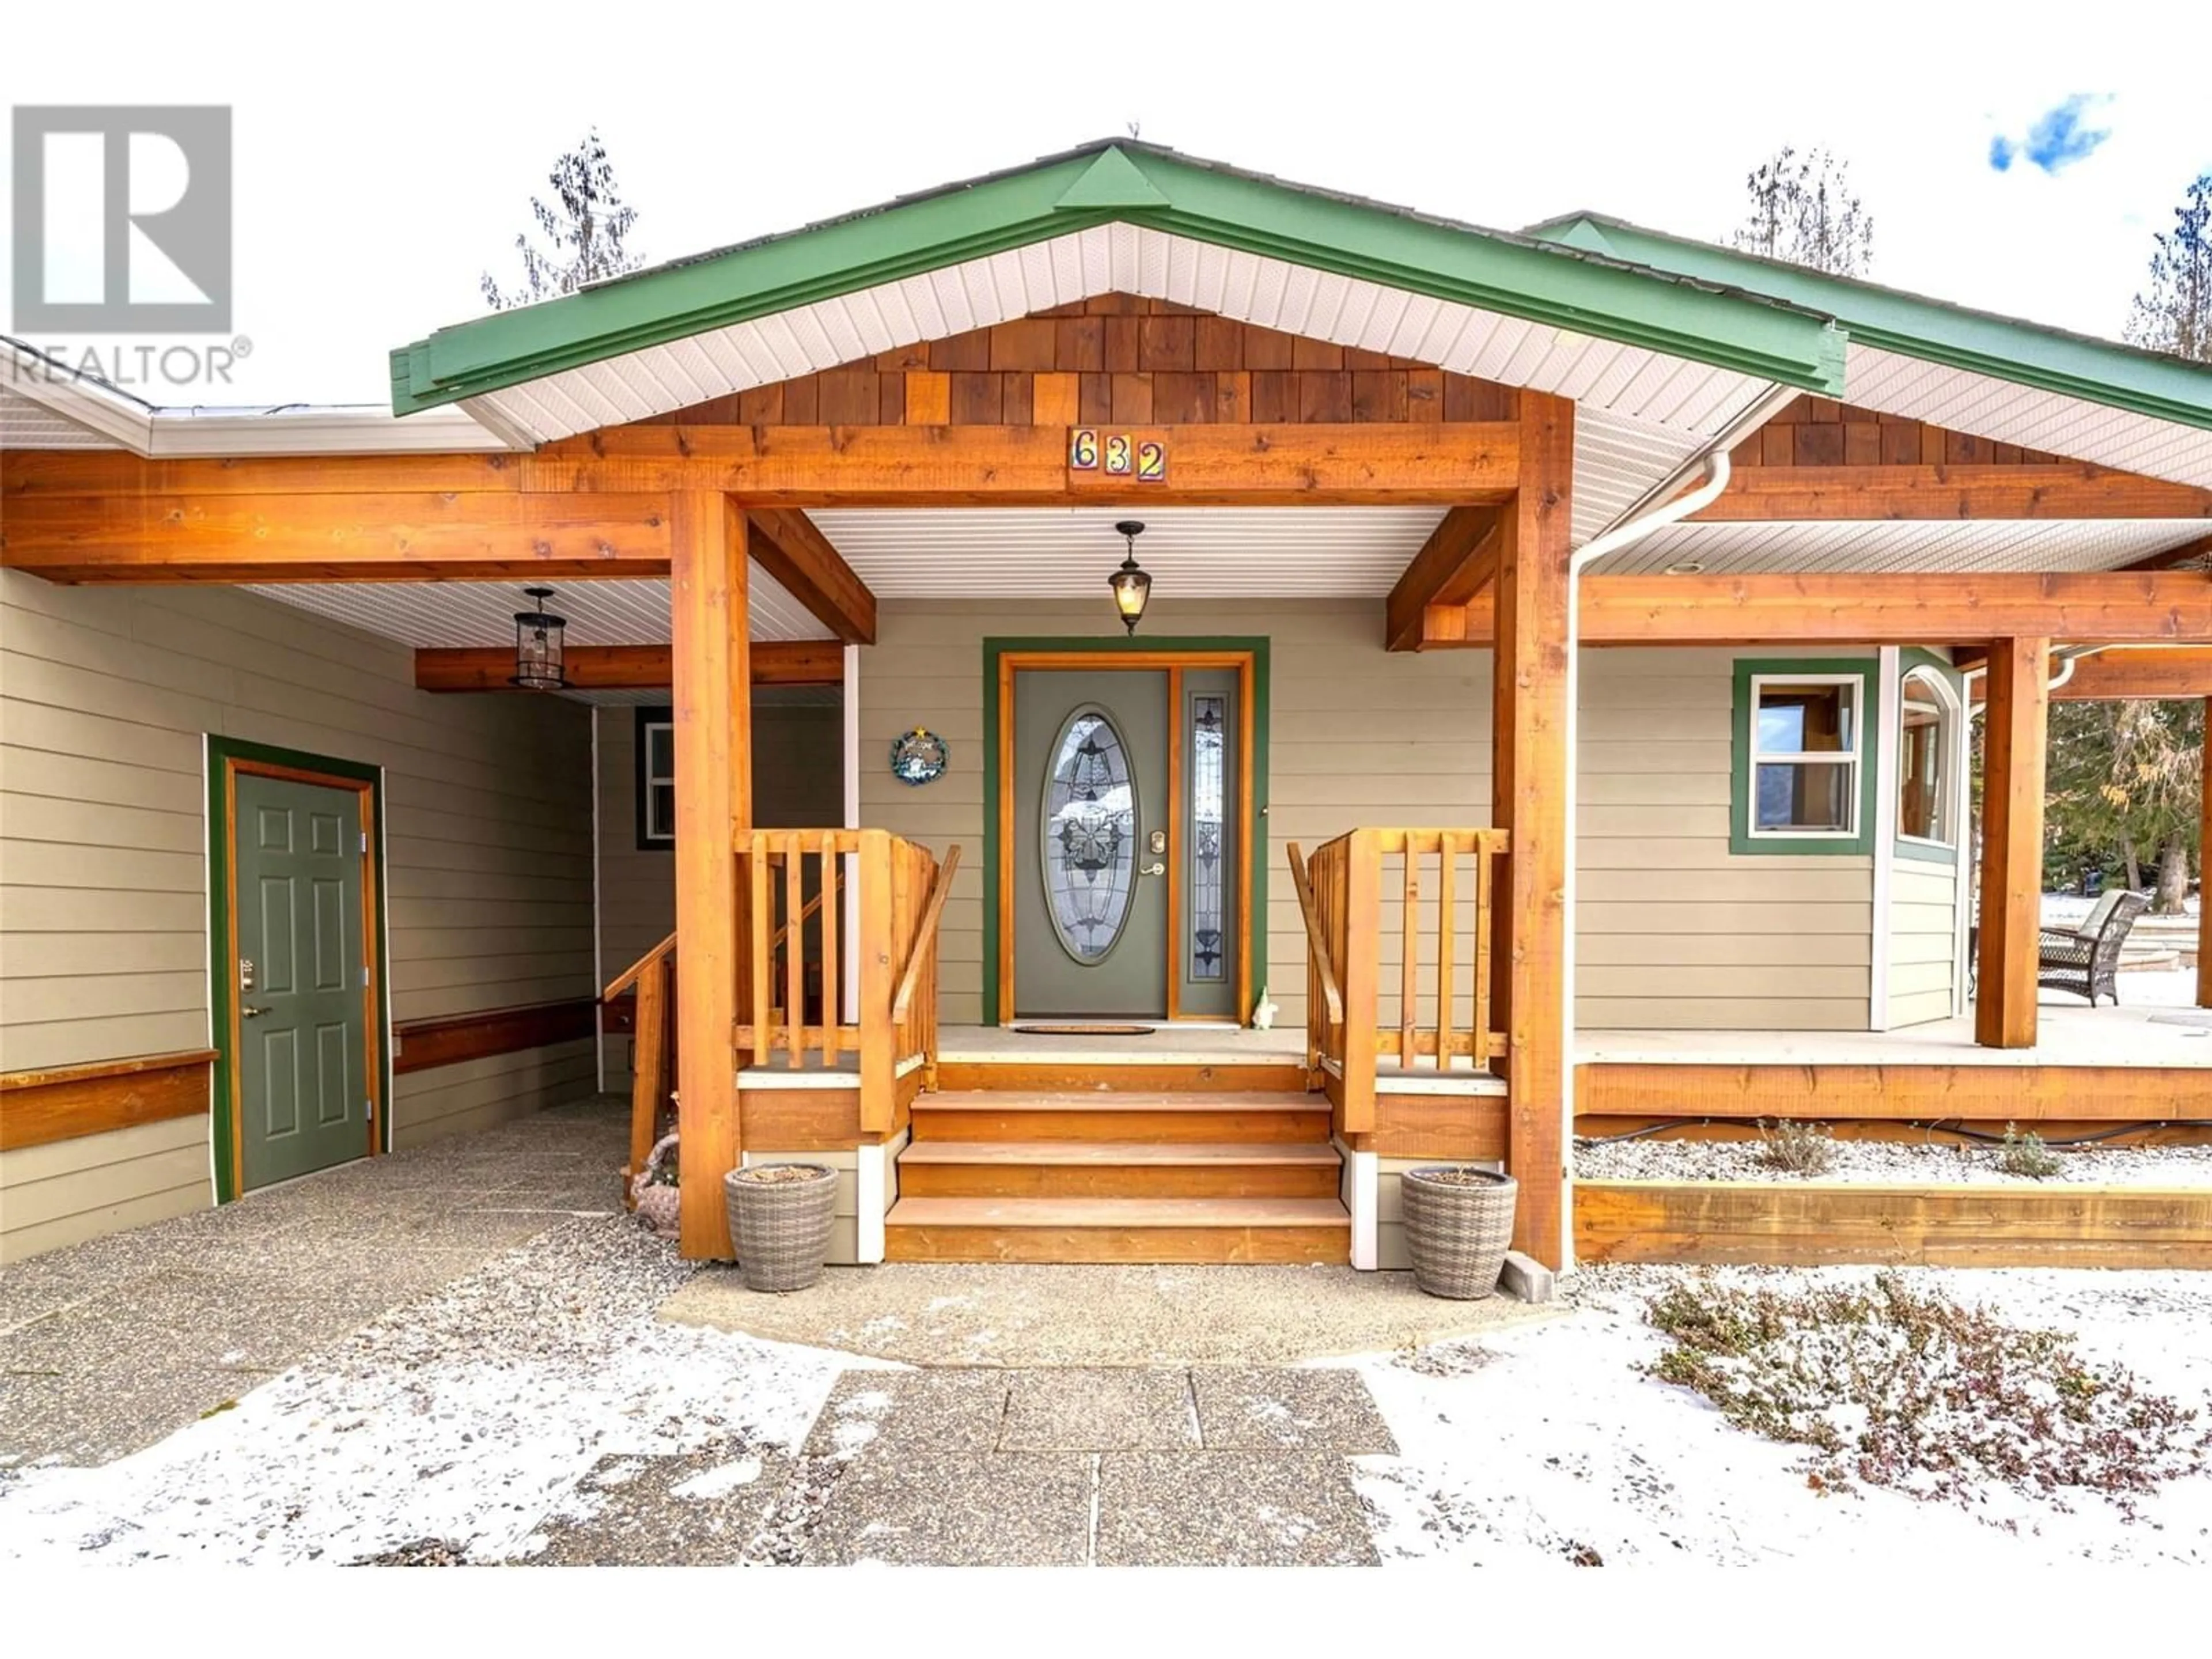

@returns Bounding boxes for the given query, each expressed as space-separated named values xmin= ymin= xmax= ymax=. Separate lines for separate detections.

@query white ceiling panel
xmin=0 ymin=384 xmax=122 ymax=450
xmin=807 ymin=506 xmax=1444 ymax=597
xmin=1602 ymin=518 xmax=2208 ymax=578
xmin=242 ymin=559 xmax=833 ymax=650
xmin=1846 ymin=344 xmax=2212 ymax=491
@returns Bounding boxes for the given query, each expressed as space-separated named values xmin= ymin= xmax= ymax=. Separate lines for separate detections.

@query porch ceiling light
xmin=510 ymin=586 xmax=570 ymax=690
xmin=1109 ymin=520 xmax=1152 ymax=635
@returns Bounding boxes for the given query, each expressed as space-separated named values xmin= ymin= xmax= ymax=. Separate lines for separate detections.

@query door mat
xmin=1010 ymin=1023 xmax=1157 ymax=1037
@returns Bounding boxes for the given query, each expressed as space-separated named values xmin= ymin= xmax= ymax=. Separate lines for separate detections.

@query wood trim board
xmin=0 ymin=1049 xmax=218 ymax=1152
xmin=1574 ymin=1179 xmax=2212 ymax=1268
xmin=392 ymin=999 xmax=600 ymax=1074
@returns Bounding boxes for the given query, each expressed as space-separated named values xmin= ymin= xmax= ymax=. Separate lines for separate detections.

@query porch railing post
xmin=858 ymin=830 xmax=896 ymax=1134
xmin=1340 ymin=828 xmax=1381 ymax=1135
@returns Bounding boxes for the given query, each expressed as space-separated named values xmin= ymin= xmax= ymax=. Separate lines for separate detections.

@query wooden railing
xmin=1289 ymin=828 xmax=1510 ymax=1132
xmin=603 ymin=931 xmax=676 ymax=1209
xmin=733 ymin=829 xmax=957 ymax=1133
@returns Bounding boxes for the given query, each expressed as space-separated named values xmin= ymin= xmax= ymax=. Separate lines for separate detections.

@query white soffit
xmin=807 ymin=506 xmax=1444 ymax=597
xmin=0 ymin=383 xmax=127 ymax=450
xmin=242 ymin=561 xmax=832 ymax=650
xmin=1846 ymin=344 xmax=2212 ymax=491
xmin=1605 ymin=517 xmax=2207 ymax=578
xmin=463 ymin=224 xmax=1777 ymax=545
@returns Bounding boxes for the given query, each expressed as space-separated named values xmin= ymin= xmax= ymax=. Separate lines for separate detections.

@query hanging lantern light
xmin=1108 ymin=520 xmax=1152 ymax=635
xmin=509 ymin=586 xmax=570 ymax=690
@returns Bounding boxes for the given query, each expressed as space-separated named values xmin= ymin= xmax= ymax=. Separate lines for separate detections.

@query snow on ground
xmin=1577 ymin=1135 xmax=2212 ymax=1187
xmin=1352 ymin=1264 xmax=2212 ymax=1567
xmin=0 ymin=1221 xmax=860 ymax=1566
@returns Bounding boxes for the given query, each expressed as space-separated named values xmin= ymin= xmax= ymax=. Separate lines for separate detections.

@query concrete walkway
xmin=0 ymin=1096 xmax=1534 ymax=1565
xmin=0 ymin=1099 xmax=628 ymax=1466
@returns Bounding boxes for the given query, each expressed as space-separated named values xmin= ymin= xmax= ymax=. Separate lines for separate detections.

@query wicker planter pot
xmin=1400 ymin=1166 xmax=1517 ymax=1300
xmin=723 ymin=1164 xmax=839 ymax=1293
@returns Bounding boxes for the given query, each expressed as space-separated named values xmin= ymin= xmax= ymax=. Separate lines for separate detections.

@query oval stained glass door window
xmin=1040 ymin=705 xmax=1137 ymax=964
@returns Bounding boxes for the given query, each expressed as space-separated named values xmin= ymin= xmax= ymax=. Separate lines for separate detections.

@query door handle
xmin=241 ymin=1004 xmax=274 ymax=1018
xmin=1141 ymin=861 xmax=1166 ymax=876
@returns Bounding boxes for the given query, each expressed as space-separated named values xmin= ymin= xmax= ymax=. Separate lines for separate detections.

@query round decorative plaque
xmin=889 ymin=727 xmax=949 ymax=786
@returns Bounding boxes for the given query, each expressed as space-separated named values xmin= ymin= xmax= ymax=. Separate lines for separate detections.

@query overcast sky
xmin=6 ymin=1 xmax=2205 ymax=408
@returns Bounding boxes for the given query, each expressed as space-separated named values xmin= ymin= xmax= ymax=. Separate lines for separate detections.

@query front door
xmin=234 ymin=772 xmax=372 ymax=1188
xmin=1010 ymin=664 xmax=1243 ymax=1020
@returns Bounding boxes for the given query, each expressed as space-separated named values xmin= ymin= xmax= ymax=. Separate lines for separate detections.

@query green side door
xmin=234 ymin=773 xmax=370 ymax=1188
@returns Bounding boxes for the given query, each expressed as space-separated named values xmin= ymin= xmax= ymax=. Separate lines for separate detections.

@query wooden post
xmin=627 ymin=957 xmax=668 ymax=1207
xmin=858 ymin=831 xmax=896 ymax=1135
xmin=2199 ymin=699 xmax=2210 ymax=1010
xmin=1975 ymin=637 xmax=2050 ymax=1049
xmin=1491 ymin=392 xmax=1574 ymax=1268
xmin=1340 ymin=830 xmax=1381 ymax=1135
xmin=672 ymin=493 xmax=751 ymax=1259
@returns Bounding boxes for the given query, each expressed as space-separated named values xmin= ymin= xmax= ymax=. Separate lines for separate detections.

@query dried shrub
xmin=1997 ymin=1124 xmax=2063 ymax=1180
xmin=1645 ymin=1272 xmax=2211 ymax=1515
xmin=1755 ymin=1118 xmax=1836 ymax=1176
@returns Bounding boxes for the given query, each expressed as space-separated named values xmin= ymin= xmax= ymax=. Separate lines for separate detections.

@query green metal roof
xmin=1526 ymin=211 xmax=2212 ymax=434
xmin=389 ymin=141 xmax=1846 ymax=416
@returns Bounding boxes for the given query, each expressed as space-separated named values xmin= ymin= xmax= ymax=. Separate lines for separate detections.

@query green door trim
xmin=207 ymin=736 xmax=391 ymax=1202
xmin=983 ymin=636 xmax=1271 ymax=1027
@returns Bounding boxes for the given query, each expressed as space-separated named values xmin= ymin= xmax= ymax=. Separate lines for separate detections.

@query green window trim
xmin=1729 ymin=657 xmax=1881 ymax=857
xmin=982 ymin=635 xmax=1270 ymax=1027
xmin=1893 ymin=647 xmax=1965 ymax=867
xmin=206 ymin=736 xmax=392 ymax=1203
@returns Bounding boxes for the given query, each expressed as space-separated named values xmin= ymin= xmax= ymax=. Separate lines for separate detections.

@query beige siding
xmin=1 ymin=572 xmax=598 ymax=1255
xmin=858 ymin=599 xmax=1491 ymax=1029
xmin=859 ymin=609 xmax=1878 ymax=1034
xmin=1577 ymin=649 xmax=1873 ymax=1031
xmin=594 ymin=696 xmax=843 ymax=1092
xmin=0 ymin=1115 xmax=210 ymax=1264
xmin=1888 ymin=858 xmax=1961 ymax=1028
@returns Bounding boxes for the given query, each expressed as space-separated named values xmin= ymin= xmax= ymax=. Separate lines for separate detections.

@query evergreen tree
xmin=2126 ymin=173 xmax=2212 ymax=363
xmin=483 ymin=129 xmax=645 ymax=310
xmin=1732 ymin=146 xmax=1875 ymax=276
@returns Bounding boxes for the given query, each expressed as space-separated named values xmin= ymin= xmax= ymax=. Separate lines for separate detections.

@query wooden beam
xmin=1574 ymin=1179 xmax=2212 ymax=1269
xmin=744 ymin=508 xmax=877 ymax=645
xmin=412 ymin=638 xmax=842 ymax=692
xmin=1975 ymin=637 xmax=2050 ymax=1050
xmin=1575 ymin=1060 xmax=2212 ymax=1120
xmin=391 ymin=999 xmax=597 ymax=1073
xmin=672 ymin=493 xmax=749 ymax=1260
xmin=0 ymin=491 xmax=672 ymax=582
xmin=1960 ymin=646 xmax=2212 ymax=703
xmin=1423 ymin=571 xmax=2212 ymax=648
xmin=1384 ymin=505 xmax=1503 ymax=652
xmin=1492 ymin=391 xmax=1574 ymax=1269
xmin=519 ymin=423 xmax=1522 ymax=506
xmin=1691 ymin=464 xmax=2212 ymax=523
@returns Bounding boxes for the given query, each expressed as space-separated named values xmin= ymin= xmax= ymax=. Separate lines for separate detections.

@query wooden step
xmin=934 ymin=1059 xmax=1310 ymax=1094
xmin=897 ymin=1140 xmax=1342 ymax=1199
xmin=910 ymin=1090 xmax=1332 ymax=1145
xmin=882 ymin=1196 xmax=1351 ymax=1264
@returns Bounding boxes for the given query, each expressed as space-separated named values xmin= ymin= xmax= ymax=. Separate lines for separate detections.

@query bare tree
xmin=482 ymin=129 xmax=645 ymax=311
xmin=1732 ymin=146 xmax=1875 ymax=276
xmin=2127 ymin=173 xmax=2211 ymax=363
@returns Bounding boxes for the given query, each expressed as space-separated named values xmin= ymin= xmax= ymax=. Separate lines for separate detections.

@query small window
xmin=635 ymin=708 xmax=675 ymax=850
xmin=1897 ymin=665 xmax=1958 ymax=854
xmin=1749 ymin=675 xmax=1861 ymax=836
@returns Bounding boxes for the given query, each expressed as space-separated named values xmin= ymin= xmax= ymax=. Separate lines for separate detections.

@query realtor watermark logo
xmin=13 ymin=106 xmax=231 ymax=331
xmin=10 ymin=105 xmax=245 ymax=390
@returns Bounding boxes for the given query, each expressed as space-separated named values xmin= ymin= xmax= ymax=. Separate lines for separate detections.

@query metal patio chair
xmin=2037 ymin=889 xmax=2150 ymax=1006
